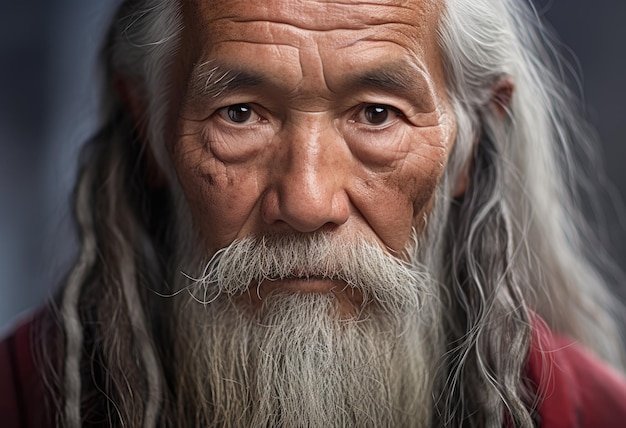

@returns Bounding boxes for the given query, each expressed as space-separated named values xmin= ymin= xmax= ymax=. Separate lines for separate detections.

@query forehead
xmin=184 ymin=0 xmax=442 ymax=30
xmin=180 ymin=0 xmax=445 ymax=77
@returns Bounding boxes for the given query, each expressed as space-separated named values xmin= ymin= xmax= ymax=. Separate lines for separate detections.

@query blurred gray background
xmin=1 ymin=1 xmax=625 ymax=330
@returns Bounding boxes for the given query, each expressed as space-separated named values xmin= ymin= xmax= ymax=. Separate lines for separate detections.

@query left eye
xmin=354 ymin=104 xmax=401 ymax=126
xmin=218 ymin=104 xmax=261 ymax=124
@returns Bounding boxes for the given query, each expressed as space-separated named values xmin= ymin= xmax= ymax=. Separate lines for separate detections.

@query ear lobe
xmin=113 ymin=75 xmax=166 ymax=189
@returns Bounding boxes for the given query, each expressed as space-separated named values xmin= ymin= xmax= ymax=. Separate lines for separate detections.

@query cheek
xmin=173 ymin=140 xmax=263 ymax=253
xmin=404 ymin=154 xmax=446 ymax=218
xmin=350 ymin=135 xmax=448 ymax=252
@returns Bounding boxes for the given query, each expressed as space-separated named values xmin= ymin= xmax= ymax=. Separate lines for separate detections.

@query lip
xmin=261 ymin=277 xmax=347 ymax=294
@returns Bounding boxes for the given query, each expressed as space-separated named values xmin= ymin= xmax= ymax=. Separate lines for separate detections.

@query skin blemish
xmin=203 ymin=172 xmax=216 ymax=186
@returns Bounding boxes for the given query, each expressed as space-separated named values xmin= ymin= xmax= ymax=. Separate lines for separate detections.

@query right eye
xmin=218 ymin=104 xmax=261 ymax=124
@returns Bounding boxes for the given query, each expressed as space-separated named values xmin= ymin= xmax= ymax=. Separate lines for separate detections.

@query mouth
xmin=261 ymin=276 xmax=347 ymax=294
xmin=233 ymin=276 xmax=364 ymax=315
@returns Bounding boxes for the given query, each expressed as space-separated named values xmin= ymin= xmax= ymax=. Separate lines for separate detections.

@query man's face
xmin=170 ymin=0 xmax=457 ymax=302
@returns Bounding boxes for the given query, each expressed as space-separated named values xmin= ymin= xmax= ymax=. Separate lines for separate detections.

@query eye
xmin=354 ymin=104 xmax=402 ymax=126
xmin=218 ymin=104 xmax=261 ymax=124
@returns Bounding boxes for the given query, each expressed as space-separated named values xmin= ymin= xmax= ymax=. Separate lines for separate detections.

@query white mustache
xmin=187 ymin=232 xmax=431 ymax=314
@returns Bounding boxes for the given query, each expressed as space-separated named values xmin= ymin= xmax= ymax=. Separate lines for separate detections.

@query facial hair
xmin=169 ymin=192 xmax=449 ymax=427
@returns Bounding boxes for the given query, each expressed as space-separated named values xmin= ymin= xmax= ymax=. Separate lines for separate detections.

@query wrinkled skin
xmin=168 ymin=0 xmax=458 ymax=304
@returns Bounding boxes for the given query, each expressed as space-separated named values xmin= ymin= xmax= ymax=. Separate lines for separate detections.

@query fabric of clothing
xmin=0 ymin=311 xmax=54 ymax=428
xmin=2 ymin=309 xmax=626 ymax=427
xmin=526 ymin=318 xmax=626 ymax=427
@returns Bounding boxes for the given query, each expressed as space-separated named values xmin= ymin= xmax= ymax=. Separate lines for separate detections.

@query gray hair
xmin=435 ymin=0 xmax=626 ymax=425
xmin=49 ymin=0 xmax=625 ymax=426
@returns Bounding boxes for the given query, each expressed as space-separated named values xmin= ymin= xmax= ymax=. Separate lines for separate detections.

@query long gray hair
xmin=48 ymin=0 xmax=625 ymax=426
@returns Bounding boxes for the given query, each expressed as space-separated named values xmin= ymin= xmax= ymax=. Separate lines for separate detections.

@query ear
xmin=491 ymin=75 xmax=514 ymax=118
xmin=452 ymin=76 xmax=515 ymax=198
xmin=113 ymin=74 xmax=166 ymax=188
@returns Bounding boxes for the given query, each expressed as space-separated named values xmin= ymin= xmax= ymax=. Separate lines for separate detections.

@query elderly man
xmin=2 ymin=0 xmax=626 ymax=426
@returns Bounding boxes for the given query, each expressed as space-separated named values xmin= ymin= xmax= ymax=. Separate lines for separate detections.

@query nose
xmin=262 ymin=124 xmax=350 ymax=233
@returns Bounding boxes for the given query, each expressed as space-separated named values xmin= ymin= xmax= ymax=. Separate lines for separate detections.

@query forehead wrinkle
xmin=202 ymin=0 xmax=437 ymax=33
xmin=220 ymin=18 xmax=428 ymax=37
xmin=289 ymin=40 xmax=338 ymax=101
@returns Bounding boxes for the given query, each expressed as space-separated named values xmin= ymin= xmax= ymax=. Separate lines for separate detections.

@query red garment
xmin=0 ymin=312 xmax=54 ymax=428
xmin=526 ymin=319 xmax=626 ymax=427
xmin=2 ymin=311 xmax=626 ymax=427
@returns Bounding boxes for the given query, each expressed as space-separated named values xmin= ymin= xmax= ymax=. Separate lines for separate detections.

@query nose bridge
xmin=269 ymin=117 xmax=349 ymax=232
xmin=288 ymin=121 xmax=329 ymax=196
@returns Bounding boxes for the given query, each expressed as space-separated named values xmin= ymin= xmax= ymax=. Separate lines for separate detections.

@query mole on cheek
xmin=202 ymin=172 xmax=216 ymax=186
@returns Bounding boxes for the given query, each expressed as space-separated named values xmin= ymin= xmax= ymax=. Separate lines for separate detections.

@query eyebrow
xmin=350 ymin=64 xmax=425 ymax=93
xmin=345 ymin=62 xmax=435 ymax=111
xmin=187 ymin=61 xmax=266 ymax=101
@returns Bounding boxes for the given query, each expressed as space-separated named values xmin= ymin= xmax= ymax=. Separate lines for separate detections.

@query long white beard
xmin=175 ymin=291 xmax=442 ymax=427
